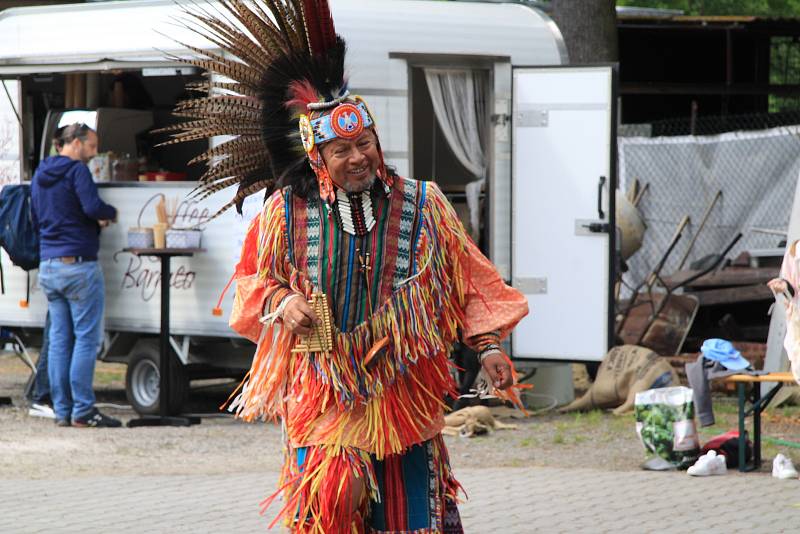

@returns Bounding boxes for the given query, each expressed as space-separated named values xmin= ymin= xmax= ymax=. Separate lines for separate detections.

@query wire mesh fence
xmin=648 ymin=110 xmax=800 ymax=138
xmin=618 ymin=112 xmax=800 ymax=295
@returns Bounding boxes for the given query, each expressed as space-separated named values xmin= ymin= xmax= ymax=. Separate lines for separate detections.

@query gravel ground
xmin=2 ymin=351 xmax=799 ymax=480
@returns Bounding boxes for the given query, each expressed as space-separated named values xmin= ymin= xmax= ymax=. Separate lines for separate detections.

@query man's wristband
xmin=478 ymin=344 xmax=502 ymax=363
xmin=260 ymin=292 xmax=302 ymax=324
xmin=470 ymin=331 xmax=501 ymax=355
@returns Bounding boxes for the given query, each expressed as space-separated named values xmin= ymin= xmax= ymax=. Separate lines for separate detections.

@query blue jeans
xmin=38 ymin=260 xmax=104 ymax=420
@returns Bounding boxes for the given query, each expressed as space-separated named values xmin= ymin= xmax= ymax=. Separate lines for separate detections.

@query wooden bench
xmin=720 ymin=372 xmax=797 ymax=472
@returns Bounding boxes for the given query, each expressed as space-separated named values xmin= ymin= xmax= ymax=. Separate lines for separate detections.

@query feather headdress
xmin=160 ymin=0 xmax=383 ymax=216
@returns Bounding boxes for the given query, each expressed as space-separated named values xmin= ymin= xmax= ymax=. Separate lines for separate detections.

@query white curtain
xmin=424 ymin=68 xmax=489 ymax=237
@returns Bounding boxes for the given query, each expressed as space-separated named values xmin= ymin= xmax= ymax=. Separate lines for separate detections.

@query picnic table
xmin=721 ymin=372 xmax=796 ymax=472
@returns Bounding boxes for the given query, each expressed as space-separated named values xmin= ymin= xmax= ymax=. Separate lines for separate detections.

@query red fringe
xmin=263 ymin=445 xmax=374 ymax=533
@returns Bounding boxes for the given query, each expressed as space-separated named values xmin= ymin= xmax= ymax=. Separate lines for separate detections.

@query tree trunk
xmin=551 ymin=0 xmax=619 ymax=64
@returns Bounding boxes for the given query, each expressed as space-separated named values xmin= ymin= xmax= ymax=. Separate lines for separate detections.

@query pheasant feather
xmin=163 ymin=0 xmax=347 ymax=217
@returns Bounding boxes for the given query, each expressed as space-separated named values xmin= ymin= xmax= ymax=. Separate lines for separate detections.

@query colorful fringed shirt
xmin=229 ymin=176 xmax=528 ymax=457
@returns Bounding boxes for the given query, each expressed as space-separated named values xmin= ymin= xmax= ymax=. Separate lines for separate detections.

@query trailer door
xmin=511 ymin=65 xmax=616 ymax=361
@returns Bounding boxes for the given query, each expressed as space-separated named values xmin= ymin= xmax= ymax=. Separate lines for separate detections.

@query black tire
xmin=125 ymin=342 xmax=189 ymax=415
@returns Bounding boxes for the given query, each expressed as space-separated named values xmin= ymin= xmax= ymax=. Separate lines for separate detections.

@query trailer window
xmin=410 ymin=66 xmax=490 ymax=248
xmin=20 ymin=69 xmax=206 ymax=182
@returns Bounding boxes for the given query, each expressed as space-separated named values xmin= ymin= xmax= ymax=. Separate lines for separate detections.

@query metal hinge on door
xmin=491 ymin=113 xmax=511 ymax=126
xmin=516 ymin=109 xmax=548 ymax=127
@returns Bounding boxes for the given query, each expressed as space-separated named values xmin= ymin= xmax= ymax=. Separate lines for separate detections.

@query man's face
xmin=319 ymin=129 xmax=380 ymax=193
xmin=77 ymin=131 xmax=98 ymax=163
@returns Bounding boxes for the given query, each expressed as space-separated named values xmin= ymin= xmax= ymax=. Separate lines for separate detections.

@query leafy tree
xmin=551 ymin=0 xmax=618 ymax=63
xmin=615 ymin=0 xmax=800 ymax=17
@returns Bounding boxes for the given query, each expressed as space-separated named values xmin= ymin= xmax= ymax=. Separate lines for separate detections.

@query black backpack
xmin=0 ymin=184 xmax=40 ymax=296
xmin=0 ymin=184 xmax=40 ymax=271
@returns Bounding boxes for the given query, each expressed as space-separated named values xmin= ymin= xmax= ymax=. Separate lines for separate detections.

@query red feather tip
xmin=286 ymin=80 xmax=322 ymax=113
xmin=303 ymin=0 xmax=337 ymax=55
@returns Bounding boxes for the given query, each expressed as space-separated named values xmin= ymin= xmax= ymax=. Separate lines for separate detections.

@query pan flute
xmin=291 ymin=292 xmax=334 ymax=355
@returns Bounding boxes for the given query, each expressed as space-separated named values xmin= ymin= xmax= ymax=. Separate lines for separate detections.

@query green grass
xmin=774 ymin=405 xmax=800 ymax=418
xmin=555 ymin=421 xmax=569 ymax=433
xmin=584 ymin=409 xmax=604 ymax=425
xmin=711 ymin=400 xmax=739 ymax=415
xmin=94 ymin=367 xmax=125 ymax=386
xmin=572 ymin=409 xmax=604 ymax=426
xmin=538 ymin=409 xmax=640 ymax=446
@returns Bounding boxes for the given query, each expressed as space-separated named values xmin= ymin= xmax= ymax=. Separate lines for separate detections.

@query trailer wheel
xmin=125 ymin=343 xmax=188 ymax=415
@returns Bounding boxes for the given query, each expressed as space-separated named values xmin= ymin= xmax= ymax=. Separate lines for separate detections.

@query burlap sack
xmin=561 ymin=345 xmax=678 ymax=415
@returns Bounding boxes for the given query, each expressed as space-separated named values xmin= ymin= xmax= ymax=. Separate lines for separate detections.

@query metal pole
xmin=159 ymin=254 xmax=171 ymax=417
xmin=750 ymin=227 xmax=787 ymax=237
xmin=738 ymin=383 xmax=746 ymax=472
xmin=677 ymin=190 xmax=722 ymax=270
xmin=615 ymin=216 xmax=690 ymax=336
xmin=632 ymin=182 xmax=649 ymax=207
xmin=645 ymin=215 xmax=690 ymax=290
xmin=753 ymin=384 xmax=762 ymax=470
xmin=1 ymin=80 xmax=21 ymax=125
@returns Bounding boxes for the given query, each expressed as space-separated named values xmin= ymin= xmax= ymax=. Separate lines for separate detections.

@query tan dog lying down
xmin=442 ymin=406 xmax=518 ymax=438
xmin=561 ymin=345 xmax=678 ymax=415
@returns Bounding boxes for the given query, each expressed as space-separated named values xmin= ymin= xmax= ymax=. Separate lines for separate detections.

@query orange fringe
xmin=229 ymin=182 xmax=526 ymax=531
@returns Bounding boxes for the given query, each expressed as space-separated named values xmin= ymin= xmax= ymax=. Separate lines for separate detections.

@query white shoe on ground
xmin=28 ymin=402 xmax=56 ymax=419
xmin=687 ymin=450 xmax=728 ymax=476
xmin=772 ymin=453 xmax=799 ymax=480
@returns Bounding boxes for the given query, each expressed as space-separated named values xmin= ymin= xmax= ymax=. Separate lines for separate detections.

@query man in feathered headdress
xmin=164 ymin=2 xmax=529 ymax=532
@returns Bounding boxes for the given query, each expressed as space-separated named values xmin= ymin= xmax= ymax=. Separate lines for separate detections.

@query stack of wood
xmin=663 ymin=267 xmax=776 ymax=308
xmin=662 ymin=265 xmax=778 ymax=347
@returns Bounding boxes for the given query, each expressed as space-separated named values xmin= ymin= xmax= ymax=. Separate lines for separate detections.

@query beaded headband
xmin=299 ymin=101 xmax=375 ymax=154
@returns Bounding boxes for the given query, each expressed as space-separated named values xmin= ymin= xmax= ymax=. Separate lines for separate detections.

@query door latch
xmin=583 ymin=222 xmax=610 ymax=233
xmin=575 ymin=219 xmax=611 ymax=236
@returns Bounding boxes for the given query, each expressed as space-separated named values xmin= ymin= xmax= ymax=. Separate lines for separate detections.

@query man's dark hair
xmin=59 ymin=123 xmax=95 ymax=145
xmin=52 ymin=125 xmax=66 ymax=151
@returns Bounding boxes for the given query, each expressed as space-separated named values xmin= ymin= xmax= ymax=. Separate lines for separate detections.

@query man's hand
xmin=482 ymin=351 xmax=514 ymax=390
xmin=98 ymin=219 xmax=111 ymax=228
xmin=282 ymin=296 xmax=319 ymax=337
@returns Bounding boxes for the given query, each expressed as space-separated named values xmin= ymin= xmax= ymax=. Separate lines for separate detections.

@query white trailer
xmin=0 ymin=0 xmax=616 ymax=412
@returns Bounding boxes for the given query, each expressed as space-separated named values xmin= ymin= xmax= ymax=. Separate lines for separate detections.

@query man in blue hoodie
xmin=32 ymin=123 xmax=121 ymax=428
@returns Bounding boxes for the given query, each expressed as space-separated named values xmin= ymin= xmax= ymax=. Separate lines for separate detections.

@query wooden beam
xmin=664 ymin=267 xmax=778 ymax=289
xmin=690 ymin=284 xmax=773 ymax=306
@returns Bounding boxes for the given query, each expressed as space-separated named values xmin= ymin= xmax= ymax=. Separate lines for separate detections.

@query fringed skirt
xmin=368 ymin=435 xmax=463 ymax=534
xmin=270 ymin=434 xmax=463 ymax=533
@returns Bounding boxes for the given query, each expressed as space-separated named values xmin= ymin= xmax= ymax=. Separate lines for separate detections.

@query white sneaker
xmin=687 ymin=450 xmax=728 ymax=476
xmin=772 ymin=453 xmax=799 ymax=480
xmin=28 ymin=402 xmax=56 ymax=419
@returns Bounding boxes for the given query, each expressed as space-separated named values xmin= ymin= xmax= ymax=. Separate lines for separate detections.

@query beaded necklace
xmin=335 ymin=188 xmax=376 ymax=236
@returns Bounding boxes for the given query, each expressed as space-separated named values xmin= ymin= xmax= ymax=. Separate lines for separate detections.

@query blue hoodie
xmin=31 ymin=156 xmax=117 ymax=261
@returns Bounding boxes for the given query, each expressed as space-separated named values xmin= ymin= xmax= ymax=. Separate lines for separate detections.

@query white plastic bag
xmin=634 ymin=386 xmax=700 ymax=470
